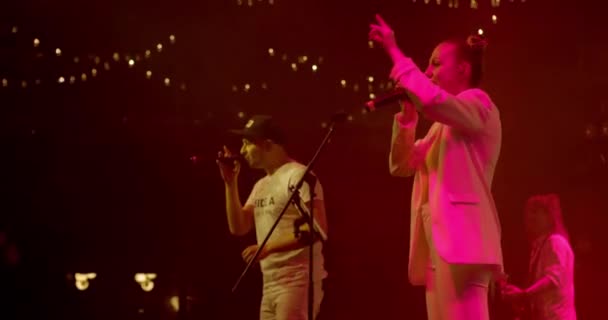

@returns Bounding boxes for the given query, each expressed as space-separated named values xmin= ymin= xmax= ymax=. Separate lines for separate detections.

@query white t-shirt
xmin=529 ymin=234 xmax=577 ymax=320
xmin=245 ymin=161 xmax=327 ymax=289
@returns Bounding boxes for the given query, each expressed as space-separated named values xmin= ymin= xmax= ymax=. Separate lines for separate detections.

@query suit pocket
xmin=448 ymin=192 xmax=480 ymax=204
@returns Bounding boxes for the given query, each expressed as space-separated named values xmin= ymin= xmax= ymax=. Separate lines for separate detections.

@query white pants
xmin=422 ymin=210 xmax=492 ymax=320
xmin=260 ymin=282 xmax=324 ymax=320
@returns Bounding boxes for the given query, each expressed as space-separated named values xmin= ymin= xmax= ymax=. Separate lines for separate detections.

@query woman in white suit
xmin=369 ymin=14 xmax=503 ymax=320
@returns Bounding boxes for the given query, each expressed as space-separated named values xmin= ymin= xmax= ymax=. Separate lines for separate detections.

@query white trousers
xmin=422 ymin=210 xmax=492 ymax=320
xmin=260 ymin=281 xmax=324 ymax=320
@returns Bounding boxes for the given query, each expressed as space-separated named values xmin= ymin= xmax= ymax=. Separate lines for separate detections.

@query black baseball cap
xmin=229 ymin=115 xmax=286 ymax=145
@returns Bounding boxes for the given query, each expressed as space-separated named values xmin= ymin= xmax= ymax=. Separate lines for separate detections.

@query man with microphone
xmin=217 ymin=115 xmax=328 ymax=320
xmin=369 ymin=14 xmax=503 ymax=320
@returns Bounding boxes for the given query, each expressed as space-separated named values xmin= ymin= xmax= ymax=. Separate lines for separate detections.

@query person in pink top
xmin=501 ymin=194 xmax=577 ymax=320
xmin=369 ymin=14 xmax=503 ymax=320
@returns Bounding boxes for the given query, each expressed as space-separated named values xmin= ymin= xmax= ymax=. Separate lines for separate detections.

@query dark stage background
xmin=0 ymin=0 xmax=606 ymax=319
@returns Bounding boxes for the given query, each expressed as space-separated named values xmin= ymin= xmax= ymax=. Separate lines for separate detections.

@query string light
xmin=312 ymin=64 xmax=318 ymax=72
xmin=2 ymin=27 xmax=180 ymax=92
xmin=492 ymin=14 xmax=498 ymax=24
xmin=478 ymin=28 xmax=484 ymax=35
xmin=397 ymin=0 xmax=528 ymax=8
xmin=134 ymin=273 xmax=157 ymax=292
xmin=169 ymin=296 xmax=180 ymax=313
xmin=236 ymin=0 xmax=274 ymax=6
xmin=146 ymin=70 xmax=153 ymax=79
xmin=74 ymin=273 xmax=97 ymax=291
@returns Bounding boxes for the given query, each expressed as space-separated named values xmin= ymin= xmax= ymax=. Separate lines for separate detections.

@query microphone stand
xmin=231 ymin=113 xmax=345 ymax=320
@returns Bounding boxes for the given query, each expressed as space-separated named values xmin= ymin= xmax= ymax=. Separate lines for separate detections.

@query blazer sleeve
xmin=390 ymin=57 xmax=494 ymax=134
xmin=389 ymin=112 xmax=427 ymax=177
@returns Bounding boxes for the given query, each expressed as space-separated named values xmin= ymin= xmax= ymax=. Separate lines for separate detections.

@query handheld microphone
xmin=217 ymin=155 xmax=243 ymax=166
xmin=365 ymin=87 xmax=408 ymax=111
